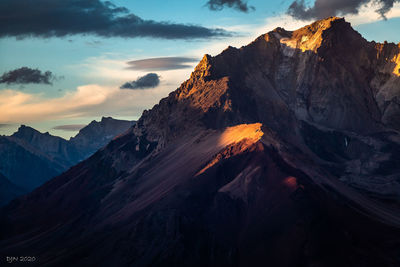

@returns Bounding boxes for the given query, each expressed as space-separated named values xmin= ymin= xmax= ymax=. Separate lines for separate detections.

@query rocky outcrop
xmin=0 ymin=17 xmax=399 ymax=266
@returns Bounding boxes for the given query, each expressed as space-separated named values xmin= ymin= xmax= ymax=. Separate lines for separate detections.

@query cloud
xmin=126 ymin=57 xmax=199 ymax=71
xmin=85 ymin=40 xmax=102 ymax=47
xmin=287 ymin=0 xmax=400 ymax=20
xmin=0 ymin=124 xmax=12 ymax=128
xmin=0 ymin=83 xmax=173 ymax=124
xmin=120 ymin=73 xmax=160 ymax=90
xmin=0 ymin=0 xmax=230 ymax=40
xmin=52 ymin=124 xmax=86 ymax=131
xmin=0 ymin=67 xmax=59 ymax=85
xmin=206 ymin=0 xmax=254 ymax=12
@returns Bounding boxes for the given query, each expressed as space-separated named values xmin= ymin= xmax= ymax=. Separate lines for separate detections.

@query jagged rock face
xmin=134 ymin=17 xmax=399 ymax=150
xmin=373 ymin=42 xmax=400 ymax=130
xmin=1 ymin=18 xmax=400 ymax=267
xmin=131 ymin=17 xmax=400 ymax=199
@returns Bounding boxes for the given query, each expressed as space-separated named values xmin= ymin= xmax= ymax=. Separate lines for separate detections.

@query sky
xmin=1 ymin=0 xmax=399 ymax=139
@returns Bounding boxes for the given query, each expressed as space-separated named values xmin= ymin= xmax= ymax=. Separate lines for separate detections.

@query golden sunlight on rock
xmin=283 ymin=176 xmax=298 ymax=189
xmin=218 ymin=123 xmax=264 ymax=147
xmin=393 ymin=52 xmax=400 ymax=76
xmin=195 ymin=123 xmax=264 ymax=176
xmin=278 ymin=17 xmax=342 ymax=53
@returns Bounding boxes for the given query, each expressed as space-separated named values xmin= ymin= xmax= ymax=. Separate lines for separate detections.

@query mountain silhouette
xmin=1 ymin=17 xmax=400 ymax=267
xmin=0 ymin=117 xmax=134 ymax=203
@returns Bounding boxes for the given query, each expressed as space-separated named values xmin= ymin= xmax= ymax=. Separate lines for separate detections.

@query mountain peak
xmin=296 ymin=16 xmax=346 ymax=34
xmin=273 ymin=17 xmax=358 ymax=53
xmin=17 ymin=124 xmax=35 ymax=131
xmin=311 ymin=16 xmax=344 ymax=27
xmin=14 ymin=124 xmax=63 ymax=139
xmin=13 ymin=125 xmax=41 ymax=138
xmin=100 ymin=116 xmax=113 ymax=122
xmin=190 ymin=54 xmax=212 ymax=80
xmin=272 ymin=26 xmax=290 ymax=35
xmin=70 ymin=117 xmax=135 ymax=159
xmin=271 ymin=17 xmax=345 ymax=37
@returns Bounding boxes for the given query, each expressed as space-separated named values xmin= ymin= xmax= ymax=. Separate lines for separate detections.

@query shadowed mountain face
xmin=0 ymin=135 xmax=65 ymax=191
xmin=1 ymin=17 xmax=400 ymax=266
xmin=0 ymin=117 xmax=135 ymax=195
xmin=70 ymin=117 xmax=136 ymax=160
xmin=11 ymin=125 xmax=79 ymax=167
xmin=0 ymin=173 xmax=25 ymax=206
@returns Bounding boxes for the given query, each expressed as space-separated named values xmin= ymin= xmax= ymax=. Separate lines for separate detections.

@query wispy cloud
xmin=0 ymin=124 xmax=12 ymax=128
xmin=52 ymin=124 xmax=86 ymax=131
xmin=126 ymin=57 xmax=199 ymax=71
xmin=0 ymin=0 xmax=231 ymax=40
xmin=0 ymin=83 xmax=173 ymax=124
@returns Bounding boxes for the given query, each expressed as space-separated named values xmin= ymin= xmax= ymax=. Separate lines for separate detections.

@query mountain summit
xmin=1 ymin=18 xmax=400 ymax=266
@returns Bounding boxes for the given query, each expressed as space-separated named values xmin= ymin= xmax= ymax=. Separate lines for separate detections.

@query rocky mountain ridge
xmin=0 ymin=117 xmax=135 ymax=202
xmin=70 ymin=116 xmax=136 ymax=160
xmin=0 ymin=17 xmax=399 ymax=266
xmin=133 ymin=17 xmax=399 ymax=151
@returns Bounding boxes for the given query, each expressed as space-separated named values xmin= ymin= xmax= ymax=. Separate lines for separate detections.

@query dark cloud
xmin=126 ymin=57 xmax=199 ymax=71
xmin=52 ymin=124 xmax=86 ymax=131
xmin=0 ymin=67 xmax=59 ymax=85
xmin=0 ymin=0 xmax=231 ymax=39
xmin=287 ymin=0 xmax=400 ymax=20
xmin=206 ymin=0 xmax=254 ymax=12
xmin=376 ymin=0 xmax=399 ymax=15
xmin=120 ymin=73 xmax=160 ymax=90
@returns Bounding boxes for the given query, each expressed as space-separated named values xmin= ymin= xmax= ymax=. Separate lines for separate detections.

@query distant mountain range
xmin=0 ymin=117 xmax=135 ymax=205
xmin=1 ymin=17 xmax=400 ymax=266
